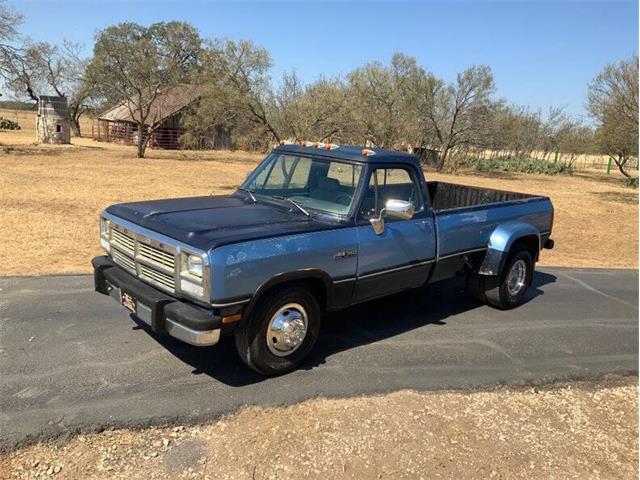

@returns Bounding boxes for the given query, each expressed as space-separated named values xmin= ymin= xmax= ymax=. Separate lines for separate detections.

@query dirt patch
xmin=0 ymin=129 xmax=637 ymax=276
xmin=1 ymin=378 xmax=637 ymax=479
xmin=592 ymin=191 xmax=639 ymax=205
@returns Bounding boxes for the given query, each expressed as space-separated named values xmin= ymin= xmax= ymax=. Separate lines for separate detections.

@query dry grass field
xmin=0 ymin=111 xmax=637 ymax=275
xmin=2 ymin=378 xmax=637 ymax=479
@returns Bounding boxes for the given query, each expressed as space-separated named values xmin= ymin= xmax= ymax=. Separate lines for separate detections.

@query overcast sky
xmin=9 ymin=0 xmax=639 ymax=120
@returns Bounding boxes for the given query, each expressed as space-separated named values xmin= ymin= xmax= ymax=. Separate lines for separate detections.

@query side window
xmin=359 ymin=167 xmax=422 ymax=218
xmin=326 ymin=162 xmax=362 ymax=188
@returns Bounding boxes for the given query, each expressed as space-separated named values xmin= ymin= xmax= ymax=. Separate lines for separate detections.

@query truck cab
xmin=93 ymin=142 xmax=554 ymax=376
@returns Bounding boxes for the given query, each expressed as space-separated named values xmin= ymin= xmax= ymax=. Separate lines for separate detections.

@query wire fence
xmin=92 ymin=121 xmax=184 ymax=150
xmin=570 ymin=156 xmax=639 ymax=171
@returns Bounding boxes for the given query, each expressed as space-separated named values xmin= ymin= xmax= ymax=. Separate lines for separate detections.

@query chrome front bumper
xmin=165 ymin=318 xmax=220 ymax=346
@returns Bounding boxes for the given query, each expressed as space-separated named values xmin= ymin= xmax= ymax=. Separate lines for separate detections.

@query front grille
xmin=108 ymin=225 xmax=177 ymax=294
xmin=111 ymin=229 xmax=135 ymax=255
xmin=139 ymin=264 xmax=175 ymax=290
xmin=138 ymin=242 xmax=174 ymax=271
xmin=112 ymin=247 xmax=136 ymax=272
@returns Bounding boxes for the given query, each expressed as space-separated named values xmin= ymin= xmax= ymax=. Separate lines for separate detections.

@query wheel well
xmin=511 ymin=235 xmax=539 ymax=262
xmin=290 ymin=277 xmax=327 ymax=309
xmin=244 ymin=277 xmax=328 ymax=320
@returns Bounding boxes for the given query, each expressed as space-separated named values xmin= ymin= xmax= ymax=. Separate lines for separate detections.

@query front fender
xmin=478 ymin=222 xmax=540 ymax=275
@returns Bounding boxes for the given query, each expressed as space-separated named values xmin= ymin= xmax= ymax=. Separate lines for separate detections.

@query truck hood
xmin=105 ymin=195 xmax=343 ymax=251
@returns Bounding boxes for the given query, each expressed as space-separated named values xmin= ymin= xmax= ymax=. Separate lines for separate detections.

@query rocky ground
xmin=1 ymin=376 xmax=637 ymax=480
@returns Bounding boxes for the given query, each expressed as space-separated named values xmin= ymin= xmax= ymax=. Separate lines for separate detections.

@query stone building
xmin=36 ymin=96 xmax=70 ymax=144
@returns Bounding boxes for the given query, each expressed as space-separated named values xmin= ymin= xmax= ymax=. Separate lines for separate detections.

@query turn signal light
xmin=222 ymin=313 xmax=242 ymax=324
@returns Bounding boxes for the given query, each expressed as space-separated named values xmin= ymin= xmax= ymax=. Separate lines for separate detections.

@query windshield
xmin=241 ymin=153 xmax=364 ymax=216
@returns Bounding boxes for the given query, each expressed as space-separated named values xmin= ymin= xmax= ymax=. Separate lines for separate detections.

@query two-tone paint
xmin=99 ymin=144 xmax=554 ymax=336
xmin=206 ymin=199 xmax=552 ymax=309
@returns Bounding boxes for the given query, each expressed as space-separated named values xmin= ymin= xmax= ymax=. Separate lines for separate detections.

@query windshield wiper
xmin=238 ymin=188 xmax=257 ymax=203
xmin=272 ymin=195 xmax=310 ymax=217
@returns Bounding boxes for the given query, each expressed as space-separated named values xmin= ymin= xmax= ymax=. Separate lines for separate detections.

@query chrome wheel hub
xmin=266 ymin=303 xmax=308 ymax=357
xmin=506 ymin=259 xmax=527 ymax=296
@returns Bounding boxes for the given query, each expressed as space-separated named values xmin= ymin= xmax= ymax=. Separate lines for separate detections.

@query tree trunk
xmin=614 ymin=154 xmax=631 ymax=178
xmin=436 ymin=145 xmax=450 ymax=171
xmin=136 ymin=122 xmax=147 ymax=158
xmin=70 ymin=118 xmax=81 ymax=137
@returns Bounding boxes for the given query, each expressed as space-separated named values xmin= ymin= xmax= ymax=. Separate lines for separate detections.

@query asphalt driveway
xmin=0 ymin=267 xmax=637 ymax=450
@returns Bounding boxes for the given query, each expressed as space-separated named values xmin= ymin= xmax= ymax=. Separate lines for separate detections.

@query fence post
xmin=606 ymin=157 xmax=612 ymax=175
xmin=554 ymin=151 xmax=559 ymax=163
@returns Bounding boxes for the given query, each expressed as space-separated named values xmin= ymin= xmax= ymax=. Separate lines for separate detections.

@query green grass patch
xmin=472 ymin=157 xmax=569 ymax=175
xmin=0 ymin=117 xmax=21 ymax=130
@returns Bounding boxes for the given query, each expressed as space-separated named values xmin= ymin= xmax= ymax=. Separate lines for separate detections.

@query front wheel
xmin=234 ymin=286 xmax=321 ymax=376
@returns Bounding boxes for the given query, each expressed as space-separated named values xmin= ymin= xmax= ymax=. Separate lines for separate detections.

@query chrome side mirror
xmin=369 ymin=199 xmax=414 ymax=235
xmin=385 ymin=199 xmax=414 ymax=220
xmin=370 ymin=214 xmax=385 ymax=235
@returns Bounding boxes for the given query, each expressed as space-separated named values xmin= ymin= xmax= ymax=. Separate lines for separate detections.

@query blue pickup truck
xmin=93 ymin=143 xmax=554 ymax=375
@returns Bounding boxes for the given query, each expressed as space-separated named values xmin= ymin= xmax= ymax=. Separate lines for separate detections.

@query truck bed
xmin=426 ymin=181 xmax=553 ymax=272
xmin=427 ymin=181 xmax=542 ymax=212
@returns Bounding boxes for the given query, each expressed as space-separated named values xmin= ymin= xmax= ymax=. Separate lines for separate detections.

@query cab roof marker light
xmin=362 ymin=149 xmax=376 ymax=156
xmin=297 ymin=140 xmax=339 ymax=149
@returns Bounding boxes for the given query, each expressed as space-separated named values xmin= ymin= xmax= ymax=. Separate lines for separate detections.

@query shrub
xmin=0 ymin=118 xmax=21 ymax=130
xmin=472 ymin=157 xmax=569 ymax=175
xmin=626 ymin=176 xmax=638 ymax=189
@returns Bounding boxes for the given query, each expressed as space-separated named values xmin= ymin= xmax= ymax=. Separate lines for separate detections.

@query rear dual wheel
xmin=467 ymin=247 xmax=534 ymax=309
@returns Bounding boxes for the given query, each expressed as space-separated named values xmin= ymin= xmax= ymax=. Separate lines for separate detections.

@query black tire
xmin=234 ymin=285 xmax=321 ymax=376
xmin=484 ymin=248 xmax=534 ymax=310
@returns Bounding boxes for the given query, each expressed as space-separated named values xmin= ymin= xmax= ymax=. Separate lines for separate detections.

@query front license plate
xmin=121 ymin=292 xmax=137 ymax=313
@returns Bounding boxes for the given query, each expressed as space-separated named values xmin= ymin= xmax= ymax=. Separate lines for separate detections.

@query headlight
xmin=180 ymin=253 xmax=208 ymax=301
xmin=185 ymin=254 xmax=203 ymax=278
xmin=100 ymin=217 xmax=110 ymax=252
xmin=100 ymin=217 xmax=110 ymax=238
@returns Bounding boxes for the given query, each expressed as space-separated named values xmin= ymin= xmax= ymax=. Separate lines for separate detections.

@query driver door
xmin=353 ymin=166 xmax=436 ymax=302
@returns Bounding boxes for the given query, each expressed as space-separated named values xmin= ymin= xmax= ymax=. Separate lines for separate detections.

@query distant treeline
xmin=0 ymin=1 xmax=637 ymax=179
xmin=0 ymin=100 xmax=36 ymax=110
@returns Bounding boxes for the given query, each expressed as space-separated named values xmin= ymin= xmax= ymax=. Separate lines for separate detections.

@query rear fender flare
xmin=478 ymin=222 xmax=540 ymax=276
